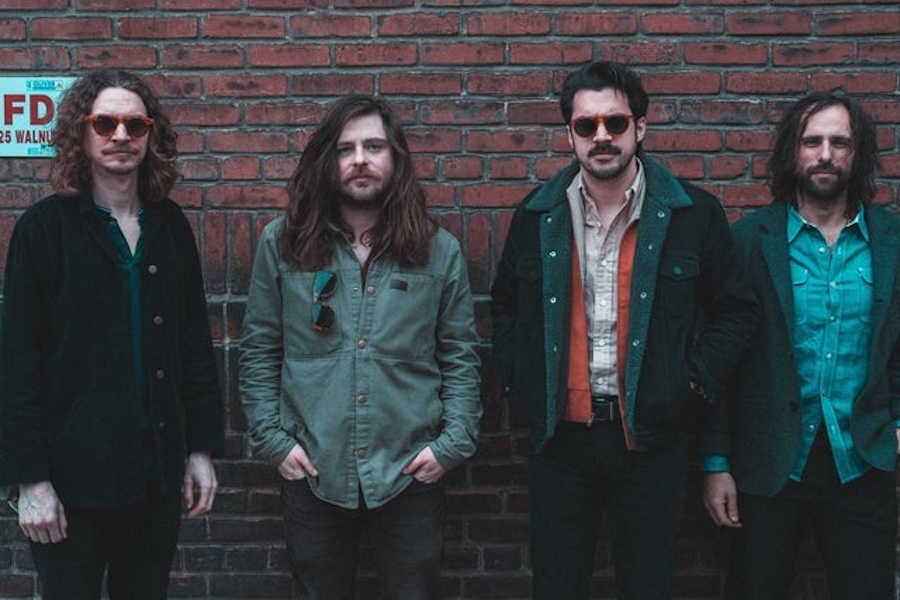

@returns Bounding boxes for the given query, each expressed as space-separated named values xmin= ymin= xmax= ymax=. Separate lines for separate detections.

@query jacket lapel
xmin=758 ymin=203 xmax=796 ymax=335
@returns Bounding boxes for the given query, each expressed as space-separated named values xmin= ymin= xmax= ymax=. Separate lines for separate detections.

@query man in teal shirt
xmin=701 ymin=93 xmax=900 ymax=598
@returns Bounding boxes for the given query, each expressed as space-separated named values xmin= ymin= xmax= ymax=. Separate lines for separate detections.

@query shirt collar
xmin=787 ymin=201 xmax=869 ymax=243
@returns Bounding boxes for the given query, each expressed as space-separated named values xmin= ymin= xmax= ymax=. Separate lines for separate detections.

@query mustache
xmin=588 ymin=145 xmax=620 ymax=157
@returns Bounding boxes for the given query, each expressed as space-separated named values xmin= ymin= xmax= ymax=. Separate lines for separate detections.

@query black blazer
xmin=701 ymin=201 xmax=900 ymax=496
xmin=0 ymin=188 xmax=224 ymax=508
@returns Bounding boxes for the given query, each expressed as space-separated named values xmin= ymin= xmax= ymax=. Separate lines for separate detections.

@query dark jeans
xmin=529 ymin=421 xmax=687 ymax=600
xmin=30 ymin=489 xmax=182 ymax=600
xmin=725 ymin=433 xmax=897 ymax=600
xmin=282 ymin=478 xmax=445 ymax=600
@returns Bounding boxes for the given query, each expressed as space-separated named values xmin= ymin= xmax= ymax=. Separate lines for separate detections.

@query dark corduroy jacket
xmin=491 ymin=155 xmax=758 ymax=453
xmin=0 ymin=188 xmax=223 ymax=508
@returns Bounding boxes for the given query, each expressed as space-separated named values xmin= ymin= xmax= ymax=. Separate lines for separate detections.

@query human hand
xmin=402 ymin=446 xmax=446 ymax=484
xmin=183 ymin=452 xmax=218 ymax=517
xmin=703 ymin=471 xmax=741 ymax=528
xmin=278 ymin=444 xmax=318 ymax=481
xmin=18 ymin=481 xmax=68 ymax=544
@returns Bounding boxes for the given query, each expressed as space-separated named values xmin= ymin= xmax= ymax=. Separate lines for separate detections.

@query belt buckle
xmin=588 ymin=396 xmax=617 ymax=425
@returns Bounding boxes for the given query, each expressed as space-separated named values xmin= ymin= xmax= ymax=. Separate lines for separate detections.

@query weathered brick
xmin=119 ymin=17 xmax=198 ymax=39
xmin=727 ymin=11 xmax=811 ymax=36
xmin=290 ymin=12 xmax=371 ymax=38
xmin=641 ymin=12 xmax=724 ymax=34
xmin=32 ymin=17 xmax=112 ymax=40
xmin=466 ymin=12 xmax=551 ymax=36
xmin=378 ymin=12 xmax=459 ymax=36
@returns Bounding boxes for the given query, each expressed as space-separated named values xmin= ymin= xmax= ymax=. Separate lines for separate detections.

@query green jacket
xmin=492 ymin=155 xmax=758 ymax=452
xmin=240 ymin=218 xmax=481 ymax=509
xmin=700 ymin=201 xmax=900 ymax=495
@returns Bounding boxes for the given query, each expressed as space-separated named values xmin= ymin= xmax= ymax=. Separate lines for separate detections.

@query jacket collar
xmin=524 ymin=152 xmax=693 ymax=214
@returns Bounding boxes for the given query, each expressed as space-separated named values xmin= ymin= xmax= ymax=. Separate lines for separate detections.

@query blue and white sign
xmin=0 ymin=77 xmax=76 ymax=157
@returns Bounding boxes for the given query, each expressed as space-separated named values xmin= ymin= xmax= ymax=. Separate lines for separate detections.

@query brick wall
xmin=0 ymin=1 xmax=898 ymax=598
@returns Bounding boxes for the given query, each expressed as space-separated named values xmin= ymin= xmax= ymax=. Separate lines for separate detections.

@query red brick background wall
xmin=0 ymin=1 xmax=898 ymax=598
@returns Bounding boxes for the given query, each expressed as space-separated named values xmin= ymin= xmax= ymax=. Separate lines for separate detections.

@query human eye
xmin=831 ymin=137 xmax=852 ymax=150
xmin=366 ymin=141 xmax=386 ymax=153
xmin=336 ymin=145 xmax=352 ymax=156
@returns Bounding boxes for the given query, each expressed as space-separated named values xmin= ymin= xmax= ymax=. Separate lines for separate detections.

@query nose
xmin=111 ymin=122 xmax=130 ymax=141
xmin=351 ymin=144 xmax=367 ymax=164
xmin=592 ymin=122 xmax=613 ymax=142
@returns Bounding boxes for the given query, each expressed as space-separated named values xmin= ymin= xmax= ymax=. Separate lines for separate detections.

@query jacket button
xmin=153 ymin=315 xmax=164 ymax=325
xmin=156 ymin=369 xmax=166 ymax=380
xmin=357 ymin=339 xmax=367 ymax=349
xmin=358 ymin=395 xmax=367 ymax=404
xmin=366 ymin=286 xmax=376 ymax=295
xmin=357 ymin=448 xmax=367 ymax=458
xmin=157 ymin=421 xmax=166 ymax=431
xmin=147 ymin=264 xmax=158 ymax=274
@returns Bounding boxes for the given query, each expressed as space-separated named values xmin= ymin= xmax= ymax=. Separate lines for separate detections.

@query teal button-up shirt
xmin=787 ymin=204 xmax=872 ymax=483
xmin=702 ymin=203 xmax=873 ymax=483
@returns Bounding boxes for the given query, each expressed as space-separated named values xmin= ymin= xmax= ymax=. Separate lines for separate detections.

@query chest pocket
xmin=657 ymin=253 xmax=700 ymax=318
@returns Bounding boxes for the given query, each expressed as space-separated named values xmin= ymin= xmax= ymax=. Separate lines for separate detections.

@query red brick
xmin=201 ymin=15 xmax=285 ymax=38
xmin=378 ymin=12 xmax=459 ymax=36
xmin=161 ymin=45 xmax=244 ymax=69
xmin=175 ymin=131 xmax=204 ymax=154
xmin=206 ymin=184 xmax=288 ymax=208
xmin=444 ymin=156 xmax=484 ymax=180
xmin=247 ymin=0 xmax=326 ymax=7
xmin=680 ymin=101 xmax=765 ymax=125
xmin=859 ymin=41 xmax=900 ymax=64
xmin=664 ymin=156 xmax=705 ymax=179
xmin=380 ymin=72 xmax=461 ymax=95
xmin=710 ymin=155 xmax=750 ymax=179
xmin=727 ymin=12 xmax=810 ymax=35
xmin=644 ymin=130 xmax=722 ymax=152
xmin=461 ymin=184 xmax=535 ymax=207
xmin=466 ymin=72 xmax=551 ymax=96
xmin=201 ymin=210 xmax=226 ymax=295
xmin=336 ymin=43 xmax=417 ymax=66
xmin=0 ymin=0 xmax=66 ymax=7
xmin=641 ymin=12 xmax=724 ymax=34
xmin=206 ymin=75 xmax=287 ymax=97
xmin=263 ymin=156 xmax=298 ymax=181
xmin=170 ymin=103 xmax=240 ymax=126
xmin=223 ymin=157 xmax=261 ymax=180
xmin=508 ymin=100 xmax=561 ymax=126
xmin=162 ymin=0 xmax=241 ymax=8
xmin=722 ymin=183 xmax=771 ymax=208
xmin=601 ymin=41 xmax=681 ymax=65
xmin=466 ymin=211 xmax=492 ymax=292
xmin=412 ymin=155 xmax=437 ymax=181
xmin=247 ymin=44 xmax=331 ymax=67
xmin=290 ymin=13 xmax=371 ymax=38
xmin=816 ymin=11 xmax=900 ymax=35
xmin=773 ymin=42 xmax=854 ymax=66
xmin=32 ymin=17 xmax=111 ymax=40
xmin=424 ymin=183 xmax=455 ymax=208
xmin=405 ymin=128 xmax=463 ymax=153
xmin=178 ymin=158 xmax=219 ymax=181
xmin=75 ymin=0 xmax=152 ymax=7
xmin=685 ymin=42 xmax=767 ymax=65
xmin=726 ymin=72 xmax=807 ymax=94
xmin=466 ymin=129 xmax=551 ymax=153
xmin=76 ymin=45 xmax=157 ymax=68
xmin=643 ymin=72 xmax=720 ymax=95
xmin=290 ymin=73 xmax=374 ymax=96
xmin=228 ymin=211 xmax=254 ymax=296
xmin=422 ymin=42 xmax=504 ymax=65
xmin=419 ymin=101 xmax=506 ymax=126
xmin=245 ymin=102 xmax=326 ymax=126
xmin=510 ymin=42 xmax=592 ymax=65
xmin=554 ymin=11 xmax=637 ymax=35
xmin=726 ymin=131 xmax=774 ymax=152
xmin=490 ymin=157 xmax=529 ymax=180
xmin=208 ymin=132 xmax=289 ymax=154
xmin=119 ymin=17 xmax=198 ymax=39
xmin=0 ymin=18 xmax=24 ymax=40
xmin=466 ymin=12 xmax=551 ymax=36
xmin=812 ymin=72 xmax=897 ymax=94
xmin=335 ymin=0 xmax=412 ymax=6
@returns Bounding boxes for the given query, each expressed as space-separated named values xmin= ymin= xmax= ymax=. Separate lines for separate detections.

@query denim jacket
xmin=240 ymin=218 xmax=481 ymax=509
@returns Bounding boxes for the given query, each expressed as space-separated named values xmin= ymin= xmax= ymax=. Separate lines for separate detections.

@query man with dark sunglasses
xmin=240 ymin=94 xmax=481 ymax=599
xmin=0 ymin=69 xmax=223 ymax=599
xmin=491 ymin=60 xmax=757 ymax=599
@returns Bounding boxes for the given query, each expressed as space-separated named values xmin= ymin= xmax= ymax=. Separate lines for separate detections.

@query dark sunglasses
xmin=84 ymin=114 xmax=155 ymax=138
xmin=570 ymin=114 xmax=633 ymax=138
xmin=312 ymin=270 xmax=337 ymax=333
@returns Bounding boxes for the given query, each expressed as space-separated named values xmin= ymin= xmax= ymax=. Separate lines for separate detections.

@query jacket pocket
xmin=657 ymin=252 xmax=700 ymax=318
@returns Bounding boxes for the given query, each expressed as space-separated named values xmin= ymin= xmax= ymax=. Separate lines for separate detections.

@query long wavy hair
xmin=279 ymin=94 xmax=436 ymax=270
xmin=768 ymin=92 xmax=879 ymax=207
xmin=50 ymin=69 xmax=178 ymax=203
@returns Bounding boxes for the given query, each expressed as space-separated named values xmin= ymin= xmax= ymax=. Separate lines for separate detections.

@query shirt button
xmin=366 ymin=286 xmax=376 ymax=294
xmin=819 ymin=247 xmax=826 ymax=254
xmin=598 ymin=339 xmax=607 ymax=347
xmin=357 ymin=339 xmax=367 ymax=349
xmin=147 ymin=264 xmax=158 ymax=274
xmin=153 ymin=315 xmax=163 ymax=325
xmin=155 ymin=369 xmax=166 ymax=380
xmin=358 ymin=395 xmax=367 ymax=404
xmin=357 ymin=448 xmax=367 ymax=458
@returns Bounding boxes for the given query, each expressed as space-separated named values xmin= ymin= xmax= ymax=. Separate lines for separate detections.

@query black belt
xmin=588 ymin=395 xmax=619 ymax=425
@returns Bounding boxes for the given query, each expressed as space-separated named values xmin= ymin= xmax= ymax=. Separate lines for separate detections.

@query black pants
xmin=282 ymin=478 xmax=445 ymax=600
xmin=529 ymin=421 xmax=687 ymax=600
xmin=30 ymin=489 xmax=182 ymax=600
xmin=725 ymin=432 xmax=897 ymax=599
